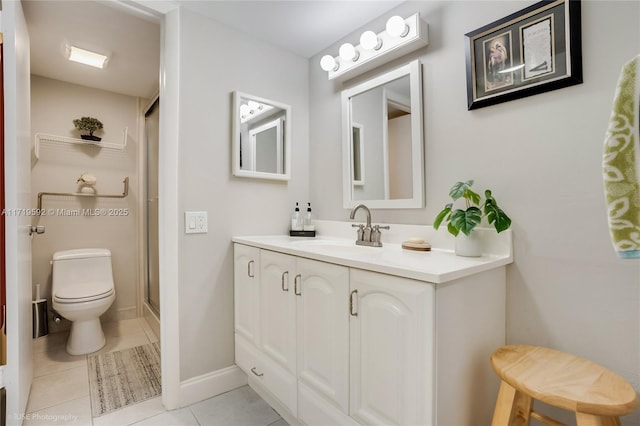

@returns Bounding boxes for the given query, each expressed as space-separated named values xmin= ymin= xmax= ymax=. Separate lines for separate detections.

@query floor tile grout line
xmin=87 ymin=350 xmax=95 ymax=426
xmin=24 ymin=395 xmax=92 ymax=417
xmin=100 ymin=397 xmax=165 ymax=426
xmin=25 ymin=390 xmax=91 ymax=418
xmin=28 ymin=319 xmax=151 ymax=423
xmin=187 ymin=406 xmax=203 ymax=426
xmin=32 ymin=361 xmax=88 ymax=381
xmin=26 ymin=362 xmax=90 ymax=408
xmin=27 ymin=319 xmax=288 ymax=426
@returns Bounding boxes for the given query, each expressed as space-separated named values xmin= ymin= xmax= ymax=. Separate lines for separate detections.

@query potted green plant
xmin=433 ymin=180 xmax=511 ymax=256
xmin=73 ymin=117 xmax=103 ymax=142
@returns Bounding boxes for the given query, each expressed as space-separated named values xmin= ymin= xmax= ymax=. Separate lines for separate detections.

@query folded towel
xmin=603 ymin=55 xmax=640 ymax=259
xmin=77 ymin=173 xmax=97 ymax=185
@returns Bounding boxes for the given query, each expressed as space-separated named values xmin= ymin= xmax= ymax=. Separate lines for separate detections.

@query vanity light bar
xmin=321 ymin=13 xmax=428 ymax=81
xmin=240 ymin=101 xmax=274 ymax=123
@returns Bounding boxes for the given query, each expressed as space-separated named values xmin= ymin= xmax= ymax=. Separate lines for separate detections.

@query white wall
xmin=175 ymin=8 xmax=309 ymax=381
xmin=310 ymin=1 xmax=640 ymax=424
xmin=30 ymin=76 xmax=141 ymax=327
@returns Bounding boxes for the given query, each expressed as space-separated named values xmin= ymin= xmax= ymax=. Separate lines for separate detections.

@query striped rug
xmin=88 ymin=342 xmax=161 ymax=416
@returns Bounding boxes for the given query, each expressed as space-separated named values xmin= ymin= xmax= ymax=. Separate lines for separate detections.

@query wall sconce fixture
xmin=320 ymin=13 xmax=428 ymax=81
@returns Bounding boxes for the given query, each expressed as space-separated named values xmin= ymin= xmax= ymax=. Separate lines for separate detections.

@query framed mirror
xmin=341 ymin=60 xmax=424 ymax=209
xmin=232 ymin=91 xmax=291 ymax=180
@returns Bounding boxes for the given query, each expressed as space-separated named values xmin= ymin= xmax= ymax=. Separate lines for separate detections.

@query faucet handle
xmin=371 ymin=224 xmax=389 ymax=244
xmin=371 ymin=226 xmax=381 ymax=243
xmin=351 ymin=223 xmax=365 ymax=241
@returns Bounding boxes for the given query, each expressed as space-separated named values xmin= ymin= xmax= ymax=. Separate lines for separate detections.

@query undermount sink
xmin=292 ymin=239 xmax=379 ymax=256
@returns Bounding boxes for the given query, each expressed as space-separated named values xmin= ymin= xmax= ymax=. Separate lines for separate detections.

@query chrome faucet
xmin=349 ymin=204 xmax=389 ymax=247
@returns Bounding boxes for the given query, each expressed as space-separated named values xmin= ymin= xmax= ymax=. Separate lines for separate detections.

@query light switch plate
xmin=185 ymin=211 xmax=208 ymax=234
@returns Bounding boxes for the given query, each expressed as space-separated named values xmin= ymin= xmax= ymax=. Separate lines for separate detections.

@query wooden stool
xmin=490 ymin=345 xmax=638 ymax=426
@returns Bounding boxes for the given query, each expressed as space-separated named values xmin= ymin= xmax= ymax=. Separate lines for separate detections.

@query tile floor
xmin=27 ymin=317 xmax=286 ymax=426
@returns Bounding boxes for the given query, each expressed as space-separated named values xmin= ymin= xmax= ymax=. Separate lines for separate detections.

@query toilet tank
xmin=52 ymin=248 xmax=114 ymax=287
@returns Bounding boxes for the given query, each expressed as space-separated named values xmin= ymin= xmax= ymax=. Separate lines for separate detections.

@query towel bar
xmin=37 ymin=177 xmax=129 ymax=213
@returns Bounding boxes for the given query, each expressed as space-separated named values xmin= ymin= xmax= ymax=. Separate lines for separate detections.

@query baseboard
xmin=142 ymin=304 xmax=160 ymax=341
xmin=103 ymin=306 xmax=137 ymax=322
xmin=178 ymin=365 xmax=248 ymax=407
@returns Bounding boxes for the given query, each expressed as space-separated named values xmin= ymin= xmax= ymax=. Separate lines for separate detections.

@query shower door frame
xmin=143 ymin=96 xmax=160 ymax=319
xmin=140 ymin=95 xmax=161 ymax=319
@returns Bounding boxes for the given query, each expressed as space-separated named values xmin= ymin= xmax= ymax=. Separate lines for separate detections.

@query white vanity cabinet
xmin=235 ymin=246 xmax=351 ymax=423
xmin=349 ymin=269 xmax=434 ymax=425
xmin=233 ymin=244 xmax=260 ymax=346
xmin=233 ymin=239 xmax=508 ymax=426
xmin=236 ymin=246 xmax=299 ymax=414
xmin=260 ymin=250 xmax=297 ymax=376
xmin=295 ymin=257 xmax=350 ymax=424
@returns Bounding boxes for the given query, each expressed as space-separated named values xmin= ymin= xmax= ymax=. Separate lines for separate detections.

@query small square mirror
xmin=232 ymin=91 xmax=291 ymax=181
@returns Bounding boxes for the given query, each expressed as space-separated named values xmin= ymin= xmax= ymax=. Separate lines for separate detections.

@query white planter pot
xmin=455 ymin=231 xmax=482 ymax=257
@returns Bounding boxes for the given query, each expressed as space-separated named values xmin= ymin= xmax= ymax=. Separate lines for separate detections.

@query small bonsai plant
xmin=433 ymin=180 xmax=511 ymax=236
xmin=73 ymin=116 xmax=103 ymax=141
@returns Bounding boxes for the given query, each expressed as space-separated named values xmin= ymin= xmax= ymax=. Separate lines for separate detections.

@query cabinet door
xmin=296 ymin=258 xmax=350 ymax=414
xmin=260 ymin=250 xmax=297 ymax=375
xmin=349 ymin=269 xmax=435 ymax=426
xmin=233 ymin=244 xmax=261 ymax=346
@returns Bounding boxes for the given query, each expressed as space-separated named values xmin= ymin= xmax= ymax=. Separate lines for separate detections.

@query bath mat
xmin=88 ymin=342 xmax=161 ymax=416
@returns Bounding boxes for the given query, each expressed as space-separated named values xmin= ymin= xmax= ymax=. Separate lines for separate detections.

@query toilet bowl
xmin=52 ymin=248 xmax=116 ymax=355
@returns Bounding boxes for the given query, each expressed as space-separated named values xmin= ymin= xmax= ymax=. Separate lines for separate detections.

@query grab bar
xmin=37 ymin=177 xmax=129 ymax=212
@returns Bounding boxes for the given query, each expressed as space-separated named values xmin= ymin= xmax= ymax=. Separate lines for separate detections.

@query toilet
xmin=52 ymin=248 xmax=116 ymax=355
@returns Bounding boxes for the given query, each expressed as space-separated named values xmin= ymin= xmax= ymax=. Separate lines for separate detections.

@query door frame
xmin=119 ymin=1 xmax=182 ymax=409
xmin=2 ymin=1 xmax=35 ymax=421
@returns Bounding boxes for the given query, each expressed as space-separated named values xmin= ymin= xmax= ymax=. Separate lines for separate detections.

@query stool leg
xmin=575 ymin=413 xmax=620 ymax=426
xmin=492 ymin=380 xmax=532 ymax=426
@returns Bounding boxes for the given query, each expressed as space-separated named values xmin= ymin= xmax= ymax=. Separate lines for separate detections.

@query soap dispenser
xmin=303 ymin=203 xmax=314 ymax=231
xmin=291 ymin=202 xmax=302 ymax=231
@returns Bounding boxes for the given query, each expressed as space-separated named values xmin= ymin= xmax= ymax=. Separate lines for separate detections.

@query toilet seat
xmin=54 ymin=281 xmax=114 ymax=304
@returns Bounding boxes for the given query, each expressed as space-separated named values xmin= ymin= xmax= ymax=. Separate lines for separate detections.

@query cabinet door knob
xmin=248 ymin=260 xmax=255 ymax=277
xmin=281 ymin=271 xmax=289 ymax=292
xmin=294 ymin=274 xmax=302 ymax=296
xmin=250 ymin=367 xmax=264 ymax=377
xmin=350 ymin=290 xmax=358 ymax=316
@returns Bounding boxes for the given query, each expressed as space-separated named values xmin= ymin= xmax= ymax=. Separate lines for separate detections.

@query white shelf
xmin=34 ymin=127 xmax=128 ymax=159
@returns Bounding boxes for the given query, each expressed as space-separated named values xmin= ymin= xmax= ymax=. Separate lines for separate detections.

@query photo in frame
xmin=464 ymin=0 xmax=582 ymax=110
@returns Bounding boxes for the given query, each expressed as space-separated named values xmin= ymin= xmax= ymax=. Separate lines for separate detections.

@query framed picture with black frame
xmin=464 ymin=0 xmax=582 ymax=110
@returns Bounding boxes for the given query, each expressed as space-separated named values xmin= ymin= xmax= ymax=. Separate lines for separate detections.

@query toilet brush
xmin=32 ymin=284 xmax=49 ymax=338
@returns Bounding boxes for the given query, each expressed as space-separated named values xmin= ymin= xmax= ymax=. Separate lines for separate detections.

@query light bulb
xmin=240 ymin=104 xmax=250 ymax=120
xmin=339 ymin=43 xmax=359 ymax=62
xmin=386 ymin=16 xmax=409 ymax=38
xmin=360 ymin=31 xmax=382 ymax=50
xmin=320 ymin=54 xmax=339 ymax=72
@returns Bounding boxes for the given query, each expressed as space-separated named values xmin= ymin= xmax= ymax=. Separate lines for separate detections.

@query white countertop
xmin=232 ymin=234 xmax=512 ymax=284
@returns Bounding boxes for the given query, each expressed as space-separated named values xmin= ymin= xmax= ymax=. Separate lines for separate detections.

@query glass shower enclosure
xmin=145 ymin=98 xmax=160 ymax=315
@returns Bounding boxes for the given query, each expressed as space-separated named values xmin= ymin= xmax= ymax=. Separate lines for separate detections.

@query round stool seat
xmin=491 ymin=345 xmax=638 ymax=425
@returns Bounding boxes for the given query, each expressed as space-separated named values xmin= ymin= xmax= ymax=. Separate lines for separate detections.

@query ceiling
xmin=23 ymin=0 xmax=161 ymax=99
xmin=177 ymin=1 xmax=404 ymax=58
xmin=23 ymin=0 xmax=404 ymax=98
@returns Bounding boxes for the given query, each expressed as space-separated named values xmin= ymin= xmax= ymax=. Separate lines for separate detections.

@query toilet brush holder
xmin=32 ymin=299 xmax=49 ymax=339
